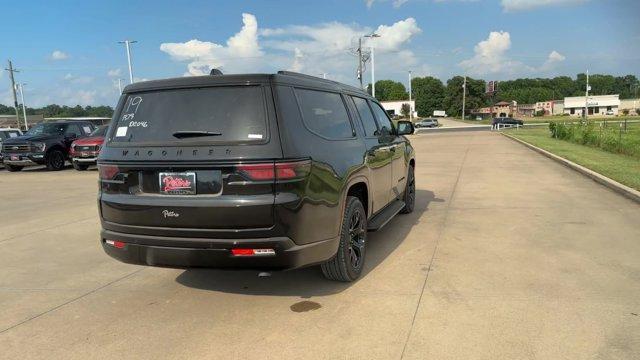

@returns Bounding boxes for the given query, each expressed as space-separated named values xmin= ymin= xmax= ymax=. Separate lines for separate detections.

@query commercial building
xmin=620 ymin=98 xmax=640 ymax=115
xmin=536 ymin=101 xmax=555 ymax=115
xmin=563 ymin=95 xmax=620 ymax=116
xmin=380 ymin=100 xmax=417 ymax=118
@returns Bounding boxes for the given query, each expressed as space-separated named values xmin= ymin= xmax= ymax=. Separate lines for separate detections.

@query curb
xmin=501 ymin=132 xmax=640 ymax=205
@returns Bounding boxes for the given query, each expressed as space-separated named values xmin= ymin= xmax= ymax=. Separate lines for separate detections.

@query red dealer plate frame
xmin=159 ymin=172 xmax=197 ymax=195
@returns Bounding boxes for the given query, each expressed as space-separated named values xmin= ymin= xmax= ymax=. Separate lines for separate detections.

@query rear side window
xmin=296 ymin=89 xmax=353 ymax=139
xmin=369 ymin=101 xmax=394 ymax=135
xmin=110 ymin=86 xmax=267 ymax=144
xmin=351 ymin=96 xmax=378 ymax=137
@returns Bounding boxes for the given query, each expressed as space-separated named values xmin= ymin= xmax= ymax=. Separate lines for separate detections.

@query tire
xmin=46 ymin=150 xmax=66 ymax=171
xmin=400 ymin=165 xmax=415 ymax=214
xmin=73 ymin=162 xmax=89 ymax=171
xmin=321 ymin=196 xmax=367 ymax=282
xmin=5 ymin=164 xmax=23 ymax=172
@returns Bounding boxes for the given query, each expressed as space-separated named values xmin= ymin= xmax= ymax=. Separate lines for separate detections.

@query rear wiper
xmin=172 ymin=130 xmax=222 ymax=139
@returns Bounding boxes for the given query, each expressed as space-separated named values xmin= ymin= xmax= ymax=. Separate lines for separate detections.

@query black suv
xmin=492 ymin=117 xmax=524 ymax=127
xmin=98 ymin=71 xmax=416 ymax=282
xmin=2 ymin=121 xmax=96 ymax=171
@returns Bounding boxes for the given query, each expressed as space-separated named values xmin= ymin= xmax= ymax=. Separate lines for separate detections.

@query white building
xmin=380 ymin=100 xmax=417 ymax=118
xmin=563 ymin=95 xmax=620 ymax=116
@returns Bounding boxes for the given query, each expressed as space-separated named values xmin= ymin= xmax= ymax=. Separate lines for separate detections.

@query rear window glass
xmin=110 ymin=86 xmax=267 ymax=144
xmin=296 ymin=89 xmax=353 ymax=139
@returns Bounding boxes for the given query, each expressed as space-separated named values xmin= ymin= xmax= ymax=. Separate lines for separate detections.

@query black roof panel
xmin=123 ymin=71 xmax=369 ymax=97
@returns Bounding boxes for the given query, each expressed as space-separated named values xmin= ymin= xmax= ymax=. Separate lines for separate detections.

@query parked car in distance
xmin=70 ymin=125 xmax=108 ymax=170
xmin=99 ymin=71 xmax=416 ymax=282
xmin=492 ymin=117 xmax=524 ymax=127
xmin=606 ymin=109 xmax=615 ymax=116
xmin=414 ymin=119 xmax=439 ymax=128
xmin=0 ymin=128 xmax=23 ymax=165
xmin=433 ymin=110 xmax=447 ymax=117
xmin=1 ymin=120 xmax=96 ymax=171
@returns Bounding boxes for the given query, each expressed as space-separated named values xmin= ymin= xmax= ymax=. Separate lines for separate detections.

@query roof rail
xmin=277 ymin=71 xmax=325 ymax=81
xmin=277 ymin=70 xmax=367 ymax=94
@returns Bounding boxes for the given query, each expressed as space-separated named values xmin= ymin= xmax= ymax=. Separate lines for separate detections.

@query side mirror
xmin=396 ymin=121 xmax=414 ymax=135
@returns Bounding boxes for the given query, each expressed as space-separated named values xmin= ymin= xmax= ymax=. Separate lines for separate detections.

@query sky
xmin=1 ymin=0 xmax=639 ymax=107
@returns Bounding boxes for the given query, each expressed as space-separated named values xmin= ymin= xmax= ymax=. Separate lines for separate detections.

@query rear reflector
xmin=231 ymin=248 xmax=276 ymax=257
xmin=105 ymin=240 xmax=126 ymax=249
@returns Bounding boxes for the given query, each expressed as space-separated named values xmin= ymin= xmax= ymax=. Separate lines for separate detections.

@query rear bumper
xmin=101 ymin=229 xmax=339 ymax=270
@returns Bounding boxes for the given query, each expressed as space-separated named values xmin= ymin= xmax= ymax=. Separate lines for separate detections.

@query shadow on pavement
xmin=175 ymin=189 xmax=444 ymax=296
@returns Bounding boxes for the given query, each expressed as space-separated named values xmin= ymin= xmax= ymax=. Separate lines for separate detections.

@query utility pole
xmin=17 ymin=84 xmax=28 ymax=130
xmin=462 ymin=76 xmax=467 ymax=120
xmin=584 ymin=70 xmax=590 ymax=120
xmin=5 ymin=60 xmax=21 ymax=129
xmin=118 ymin=40 xmax=137 ymax=83
xmin=408 ymin=70 xmax=413 ymax=121
xmin=357 ymin=38 xmax=363 ymax=90
xmin=117 ymin=78 xmax=123 ymax=94
xmin=364 ymin=33 xmax=380 ymax=97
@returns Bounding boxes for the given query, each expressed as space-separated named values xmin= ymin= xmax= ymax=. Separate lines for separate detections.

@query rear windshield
xmin=110 ymin=86 xmax=267 ymax=145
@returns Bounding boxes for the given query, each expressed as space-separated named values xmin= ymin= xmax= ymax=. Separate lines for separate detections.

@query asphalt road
xmin=1 ymin=132 xmax=639 ymax=359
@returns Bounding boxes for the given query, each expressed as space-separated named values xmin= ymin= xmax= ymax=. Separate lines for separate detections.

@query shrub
xmin=622 ymin=109 xmax=630 ymax=116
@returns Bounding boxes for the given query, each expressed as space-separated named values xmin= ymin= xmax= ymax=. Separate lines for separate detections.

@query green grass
xmin=462 ymin=115 xmax=640 ymax=125
xmin=505 ymin=126 xmax=640 ymax=191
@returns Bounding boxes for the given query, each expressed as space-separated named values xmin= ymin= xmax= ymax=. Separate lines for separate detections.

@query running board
xmin=367 ymin=200 xmax=405 ymax=231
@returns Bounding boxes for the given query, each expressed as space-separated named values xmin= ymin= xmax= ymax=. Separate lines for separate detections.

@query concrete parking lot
xmin=1 ymin=131 xmax=639 ymax=359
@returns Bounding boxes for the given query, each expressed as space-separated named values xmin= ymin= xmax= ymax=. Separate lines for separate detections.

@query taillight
xmin=236 ymin=160 xmax=310 ymax=182
xmin=98 ymin=164 xmax=120 ymax=180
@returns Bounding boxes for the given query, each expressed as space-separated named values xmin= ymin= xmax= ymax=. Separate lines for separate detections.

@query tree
xmin=443 ymin=76 xmax=487 ymax=117
xmin=400 ymin=103 xmax=411 ymax=118
xmin=368 ymin=80 xmax=407 ymax=101
xmin=411 ymin=76 xmax=444 ymax=119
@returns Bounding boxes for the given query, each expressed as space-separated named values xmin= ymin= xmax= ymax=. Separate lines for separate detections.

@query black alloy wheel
xmin=321 ymin=196 xmax=367 ymax=282
xmin=46 ymin=150 xmax=66 ymax=171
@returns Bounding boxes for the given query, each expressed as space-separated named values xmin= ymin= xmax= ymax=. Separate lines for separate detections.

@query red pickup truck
xmin=70 ymin=125 xmax=107 ymax=170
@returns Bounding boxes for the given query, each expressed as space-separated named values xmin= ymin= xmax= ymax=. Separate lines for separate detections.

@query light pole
xmin=462 ymin=76 xmax=467 ymax=120
xmin=408 ymin=70 xmax=413 ymax=121
xmin=584 ymin=70 xmax=590 ymax=120
xmin=118 ymin=40 xmax=137 ymax=83
xmin=17 ymin=83 xmax=28 ymax=130
xmin=364 ymin=33 xmax=380 ymax=97
xmin=117 ymin=78 xmax=123 ymax=94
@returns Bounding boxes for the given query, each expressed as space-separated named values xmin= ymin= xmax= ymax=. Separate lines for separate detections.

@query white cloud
xmin=160 ymin=13 xmax=263 ymax=75
xmin=50 ymin=50 xmax=69 ymax=60
xmin=107 ymin=68 xmax=122 ymax=77
xmin=459 ymin=31 xmax=531 ymax=76
xmin=501 ymin=0 xmax=587 ymax=12
xmin=393 ymin=0 xmax=409 ymax=7
xmin=373 ymin=17 xmax=421 ymax=51
xmin=540 ymin=50 xmax=566 ymax=71
xmin=460 ymin=32 xmax=568 ymax=77
xmin=63 ymin=73 xmax=93 ymax=84
xmin=290 ymin=48 xmax=304 ymax=72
